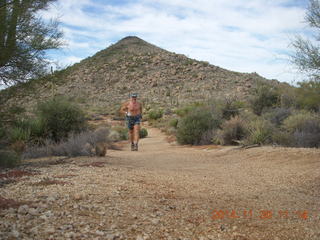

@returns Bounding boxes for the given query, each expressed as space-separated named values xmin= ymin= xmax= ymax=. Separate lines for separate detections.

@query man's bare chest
xmin=128 ymin=102 xmax=140 ymax=111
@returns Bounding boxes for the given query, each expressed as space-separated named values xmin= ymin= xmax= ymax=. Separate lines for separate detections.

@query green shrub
xmin=250 ymin=84 xmax=280 ymax=115
xmin=28 ymin=118 xmax=46 ymax=140
xmin=177 ymin=107 xmax=221 ymax=145
xmin=0 ymin=150 xmax=20 ymax=168
xmin=111 ymin=126 xmax=147 ymax=140
xmin=243 ymin=119 xmax=274 ymax=145
xmin=9 ymin=127 xmax=31 ymax=143
xmin=296 ymin=80 xmax=320 ymax=112
xmin=12 ymin=118 xmax=32 ymax=130
xmin=169 ymin=118 xmax=179 ymax=128
xmin=175 ymin=102 xmax=204 ymax=117
xmin=283 ymin=111 xmax=317 ymax=133
xmin=216 ymin=116 xmax=248 ymax=145
xmin=36 ymin=96 xmax=87 ymax=142
xmin=10 ymin=117 xmax=46 ymax=144
xmin=148 ymin=109 xmax=163 ymax=120
xmin=139 ymin=128 xmax=148 ymax=138
xmin=112 ymin=126 xmax=128 ymax=140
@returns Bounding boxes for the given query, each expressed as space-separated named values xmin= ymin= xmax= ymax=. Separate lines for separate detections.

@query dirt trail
xmin=1 ymin=126 xmax=320 ymax=240
xmin=109 ymin=127 xmax=320 ymax=240
xmin=107 ymin=126 xmax=320 ymax=240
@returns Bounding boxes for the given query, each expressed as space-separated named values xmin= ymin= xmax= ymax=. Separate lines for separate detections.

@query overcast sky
xmin=42 ymin=0 xmax=312 ymax=84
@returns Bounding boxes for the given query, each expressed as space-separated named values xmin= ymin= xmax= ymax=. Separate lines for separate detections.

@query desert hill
xmin=0 ymin=36 xmax=287 ymax=115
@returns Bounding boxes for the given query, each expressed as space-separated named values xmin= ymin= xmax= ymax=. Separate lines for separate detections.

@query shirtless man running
xmin=120 ymin=93 xmax=142 ymax=151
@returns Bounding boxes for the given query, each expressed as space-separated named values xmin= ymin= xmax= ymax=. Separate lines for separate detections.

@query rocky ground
xmin=1 ymin=127 xmax=319 ymax=240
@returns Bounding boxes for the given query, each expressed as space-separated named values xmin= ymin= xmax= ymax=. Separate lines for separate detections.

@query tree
xmin=291 ymin=0 xmax=320 ymax=112
xmin=291 ymin=0 xmax=320 ymax=78
xmin=0 ymin=0 xmax=63 ymax=85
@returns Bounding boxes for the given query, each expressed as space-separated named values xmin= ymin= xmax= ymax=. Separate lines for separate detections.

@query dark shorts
xmin=126 ymin=114 xmax=142 ymax=130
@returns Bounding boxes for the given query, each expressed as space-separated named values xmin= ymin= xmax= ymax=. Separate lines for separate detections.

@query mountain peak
xmin=116 ymin=36 xmax=146 ymax=45
xmin=101 ymin=36 xmax=167 ymax=56
xmin=1 ymin=35 xmax=284 ymax=116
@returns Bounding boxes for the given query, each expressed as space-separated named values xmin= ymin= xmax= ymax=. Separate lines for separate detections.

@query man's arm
xmin=119 ymin=101 xmax=128 ymax=116
xmin=139 ymin=103 xmax=143 ymax=117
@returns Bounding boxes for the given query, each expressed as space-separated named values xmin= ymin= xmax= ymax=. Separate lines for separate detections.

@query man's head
xmin=130 ymin=93 xmax=138 ymax=101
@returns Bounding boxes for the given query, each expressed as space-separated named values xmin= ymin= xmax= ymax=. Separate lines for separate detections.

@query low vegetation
xmin=249 ymin=83 xmax=280 ymax=116
xmin=36 ymin=96 xmax=88 ymax=142
xmin=0 ymin=97 xmax=110 ymax=167
xmin=282 ymin=111 xmax=320 ymax=147
xmin=22 ymin=127 xmax=110 ymax=159
xmin=147 ymin=108 xmax=163 ymax=120
xmin=139 ymin=128 xmax=148 ymax=138
xmin=0 ymin=150 xmax=20 ymax=168
xmin=176 ymin=106 xmax=222 ymax=145
xmin=151 ymin=80 xmax=320 ymax=148
xmin=110 ymin=126 xmax=148 ymax=141
xmin=215 ymin=116 xmax=247 ymax=145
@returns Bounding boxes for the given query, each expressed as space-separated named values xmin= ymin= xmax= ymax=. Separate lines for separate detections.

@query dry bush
xmin=95 ymin=142 xmax=107 ymax=157
xmin=199 ymin=129 xmax=216 ymax=145
xmin=271 ymin=131 xmax=293 ymax=147
xmin=108 ymin=130 xmax=121 ymax=141
xmin=293 ymin=118 xmax=320 ymax=148
xmin=263 ymin=107 xmax=292 ymax=127
xmin=283 ymin=111 xmax=317 ymax=132
xmin=281 ymin=111 xmax=320 ymax=148
xmin=216 ymin=116 xmax=248 ymax=145
xmin=23 ymin=127 xmax=110 ymax=159
xmin=10 ymin=140 xmax=26 ymax=153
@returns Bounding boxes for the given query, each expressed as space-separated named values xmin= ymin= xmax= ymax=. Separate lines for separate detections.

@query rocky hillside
xmin=0 ymin=36 xmax=287 ymax=115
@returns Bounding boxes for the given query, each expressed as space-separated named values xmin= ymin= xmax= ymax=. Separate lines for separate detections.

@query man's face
xmin=131 ymin=97 xmax=137 ymax=102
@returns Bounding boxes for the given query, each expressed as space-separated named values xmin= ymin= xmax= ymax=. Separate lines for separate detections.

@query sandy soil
xmin=0 ymin=126 xmax=319 ymax=240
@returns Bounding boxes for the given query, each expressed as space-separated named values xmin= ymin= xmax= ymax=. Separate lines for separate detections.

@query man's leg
xmin=133 ymin=124 xmax=140 ymax=151
xmin=129 ymin=129 xmax=134 ymax=150
xmin=127 ymin=117 xmax=135 ymax=151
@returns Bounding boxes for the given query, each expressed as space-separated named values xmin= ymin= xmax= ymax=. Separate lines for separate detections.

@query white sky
xmin=42 ymin=0 xmax=313 ymax=85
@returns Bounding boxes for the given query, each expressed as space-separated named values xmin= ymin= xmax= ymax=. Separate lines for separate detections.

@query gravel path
xmin=1 ymin=127 xmax=320 ymax=240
